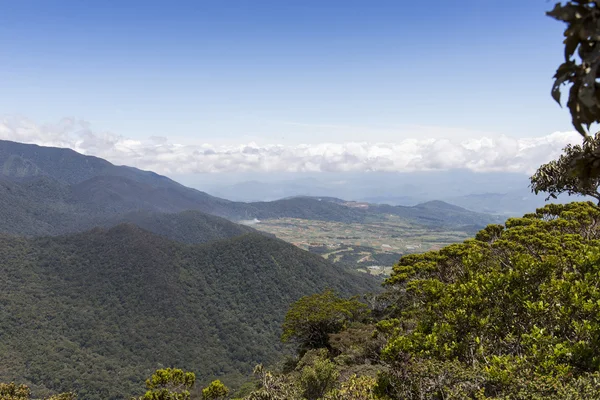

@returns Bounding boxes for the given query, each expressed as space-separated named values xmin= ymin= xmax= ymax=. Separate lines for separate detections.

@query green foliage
xmin=201 ymin=380 xmax=229 ymax=400
xmin=0 ymin=382 xmax=75 ymax=400
xmin=244 ymin=364 xmax=302 ymax=400
xmin=0 ymin=383 xmax=30 ymax=400
xmin=530 ymin=132 xmax=600 ymax=202
xmin=548 ymin=1 xmax=600 ymax=136
xmin=373 ymin=359 xmax=486 ymax=399
xmin=329 ymin=324 xmax=385 ymax=366
xmin=281 ymin=290 xmax=369 ymax=353
xmin=379 ymin=202 xmax=600 ymax=398
xmin=297 ymin=350 xmax=339 ymax=400
xmin=243 ymin=351 xmax=340 ymax=400
xmin=322 ymin=375 xmax=377 ymax=400
xmin=242 ymin=203 xmax=600 ymax=399
xmin=243 ymin=357 xmax=378 ymax=400
xmin=0 ymin=227 xmax=376 ymax=399
xmin=137 ymin=368 xmax=195 ymax=400
xmin=546 ymin=1 xmax=600 ymax=184
xmin=374 ymin=359 xmax=600 ymax=400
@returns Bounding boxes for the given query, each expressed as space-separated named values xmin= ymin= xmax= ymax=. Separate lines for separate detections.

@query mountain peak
xmin=415 ymin=200 xmax=468 ymax=211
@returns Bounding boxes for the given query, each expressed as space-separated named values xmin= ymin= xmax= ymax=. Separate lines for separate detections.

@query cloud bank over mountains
xmin=0 ymin=116 xmax=582 ymax=175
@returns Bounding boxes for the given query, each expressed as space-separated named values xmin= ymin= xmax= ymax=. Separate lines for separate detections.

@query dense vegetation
xmin=227 ymin=202 xmax=600 ymax=399
xmin=0 ymin=226 xmax=378 ymax=399
xmin=378 ymin=201 xmax=600 ymax=398
xmin=9 ymin=202 xmax=597 ymax=399
xmin=101 ymin=210 xmax=261 ymax=244
xmin=531 ymin=132 xmax=600 ymax=203
xmin=6 ymin=3 xmax=600 ymax=399
xmin=368 ymin=200 xmax=501 ymax=231
xmin=0 ymin=140 xmax=501 ymax=400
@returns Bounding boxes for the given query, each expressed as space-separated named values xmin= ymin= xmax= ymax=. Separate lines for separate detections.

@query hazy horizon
xmin=0 ymin=0 xmax=584 ymax=183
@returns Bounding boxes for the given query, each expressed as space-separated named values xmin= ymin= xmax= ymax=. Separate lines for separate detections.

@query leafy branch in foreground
xmin=530 ymin=132 xmax=600 ymax=203
xmin=546 ymin=1 xmax=600 ymax=186
xmin=548 ymin=1 xmax=600 ymax=137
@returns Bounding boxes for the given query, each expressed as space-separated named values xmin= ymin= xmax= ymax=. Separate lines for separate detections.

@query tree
xmin=547 ymin=1 xmax=600 ymax=184
xmin=281 ymin=289 xmax=369 ymax=353
xmin=0 ymin=383 xmax=30 ymax=400
xmin=244 ymin=350 xmax=340 ymax=400
xmin=244 ymin=364 xmax=302 ymax=400
xmin=137 ymin=368 xmax=195 ymax=400
xmin=323 ymin=375 xmax=377 ymax=400
xmin=379 ymin=202 xmax=600 ymax=398
xmin=531 ymin=1 xmax=600 ymax=199
xmin=297 ymin=350 xmax=339 ymax=400
xmin=530 ymin=132 xmax=600 ymax=203
xmin=0 ymin=382 xmax=75 ymax=400
xmin=549 ymin=1 xmax=600 ymax=136
xmin=201 ymin=380 xmax=229 ymax=400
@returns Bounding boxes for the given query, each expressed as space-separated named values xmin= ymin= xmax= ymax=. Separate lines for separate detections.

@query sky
xmin=0 ymin=0 xmax=585 ymax=179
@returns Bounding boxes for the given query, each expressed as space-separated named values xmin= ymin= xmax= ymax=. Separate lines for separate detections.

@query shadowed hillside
xmin=0 ymin=226 xmax=379 ymax=399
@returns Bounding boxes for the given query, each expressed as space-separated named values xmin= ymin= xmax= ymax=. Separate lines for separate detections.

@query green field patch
xmin=254 ymin=216 xmax=473 ymax=273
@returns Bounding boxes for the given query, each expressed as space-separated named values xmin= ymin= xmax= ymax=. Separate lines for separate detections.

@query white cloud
xmin=0 ymin=116 xmax=583 ymax=175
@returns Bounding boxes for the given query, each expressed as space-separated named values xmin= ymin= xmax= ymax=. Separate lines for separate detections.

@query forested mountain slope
xmin=101 ymin=210 xmax=259 ymax=244
xmin=0 ymin=175 xmax=256 ymax=243
xmin=0 ymin=226 xmax=379 ymax=400
xmin=0 ymin=140 xmax=501 ymax=229
xmin=0 ymin=140 xmax=359 ymax=222
xmin=370 ymin=199 xmax=503 ymax=228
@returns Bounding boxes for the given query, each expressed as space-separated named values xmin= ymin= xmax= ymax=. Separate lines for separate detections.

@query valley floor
xmin=250 ymin=215 xmax=473 ymax=276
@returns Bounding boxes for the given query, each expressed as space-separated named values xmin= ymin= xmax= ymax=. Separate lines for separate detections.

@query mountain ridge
xmin=0 ymin=140 xmax=503 ymax=235
xmin=0 ymin=224 xmax=379 ymax=399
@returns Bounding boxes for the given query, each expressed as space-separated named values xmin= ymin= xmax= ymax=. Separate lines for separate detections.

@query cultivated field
xmin=251 ymin=215 xmax=473 ymax=276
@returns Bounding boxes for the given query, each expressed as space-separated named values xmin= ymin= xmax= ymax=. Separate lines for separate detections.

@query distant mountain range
xmin=0 ymin=139 xmax=502 ymax=237
xmin=197 ymin=170 xmax=586 ymax=216
xmin=0 ymin=140 xmax=356 ymax=235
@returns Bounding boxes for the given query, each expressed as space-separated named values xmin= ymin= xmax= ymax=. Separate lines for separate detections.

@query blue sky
xmin=0 ymin=1 xmax=582 ymax=178
xmin=0 ymin=0 xmax=570 ymax=141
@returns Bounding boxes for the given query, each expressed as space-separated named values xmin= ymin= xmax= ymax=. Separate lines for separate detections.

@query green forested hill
xmin=0 ymin=173 xmax=500 ymax=240
xmin=0 ymin=140 xmax=361 ymax=223
xmin=0 ymin=226 xmax=378 ymax=400
xmin=369 ymin=200 xmax=503 ymax=229
xmin=101 ymin=210 xmax=259 ymax=244
xmin=0 ymin=140 xmax=501 ymax=229
xmin=0 ymin=173 xmax=257 ymax=243
xmin=249 ymin=197 xmax=365 ymax=222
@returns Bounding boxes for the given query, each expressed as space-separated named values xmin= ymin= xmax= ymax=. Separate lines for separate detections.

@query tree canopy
xmin=546 ymin=1 xmax=600 ymax=185
xmin=549 ymin=1 xmax=600 ymax=137
xmin=281 ymin=289 xmax=369 ymax=353
xmin=378 ymin=202 xmax=600 ymax=398
xmin=201 ymin=380 xmax=229 ymax=400
xmin=138 ymin=368 xmax=196 ymax=400
xmin=0 ymin=383 xmax=75 ymax=400
xmin=239 ymin=203 xmax=600 ymax=399
xmin=530 ymin=132 xmax=600 ymax=202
